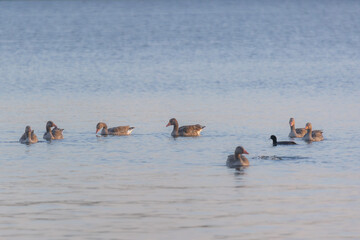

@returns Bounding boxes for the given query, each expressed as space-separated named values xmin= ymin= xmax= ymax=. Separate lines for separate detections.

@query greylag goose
xmin=96 ymin=122 xmax=135 ymax=136
xmin=302 ymin=122 xmax=324 ymax=141
xmin=19 ymin=126 xmax=38 ymax=144
xmin=226 ymin=146 xmax=249 ymax=168
xmin=43 ymin=121 xmax=64 ymax=141
xmin=288 ymin=118 xmax=307 ymax=138
xmin=270 ymin=135 xmax=296 ymax=146
xmin=166 ymin=118 xmax=205 ymax=137
xmin=289 ymin=118 xmax=322 ymax=138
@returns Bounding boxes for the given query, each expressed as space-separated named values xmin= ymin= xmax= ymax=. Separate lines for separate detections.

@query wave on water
xmin=254 ymin=156 xmax=310 ymax=161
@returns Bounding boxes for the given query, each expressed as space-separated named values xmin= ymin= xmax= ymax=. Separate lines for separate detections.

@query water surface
xmin=0 ymin=0 xmax=360 ymax=239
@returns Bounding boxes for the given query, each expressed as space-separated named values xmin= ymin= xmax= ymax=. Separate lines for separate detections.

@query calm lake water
xmin=1 ymin=0 xmax=360 ymax=239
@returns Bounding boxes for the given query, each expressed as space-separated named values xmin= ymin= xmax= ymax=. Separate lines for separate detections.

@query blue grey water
xmin=0 ymin=0 xmax=360 ymax=239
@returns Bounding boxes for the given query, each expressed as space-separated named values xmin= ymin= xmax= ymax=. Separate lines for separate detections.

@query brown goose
xmin=303 ymin=122 xmax=324 ymax=142
xmin=43 ymin=121 xmax=64 ymax=141
xmin=19 ymin=126 xmax=38 ymax=144
xmin=96 ymin=122 xmax=135 ymax=136
xmin=226 ymin=146 xmax=249 ymax=168
xmin=289 ymin=118 xmax=322 ymax=138
xmin=166 ymin=118 xmax=205 ymax=137
xmin=288 ymin=118 xmax=307 ymax=138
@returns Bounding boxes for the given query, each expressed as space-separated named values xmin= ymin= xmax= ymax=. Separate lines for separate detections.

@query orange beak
xmin=290 ymin=121 xmax=294 ymax=127
xmin=166 ymin=122 xmax=171 ymax=127
xmin=243 ymin=149 xmax=249 ymax=154
xmin=96 ymin=129 xmax=99 ymax=134
xmin=305 ymin=126 xmax=308 ymax=130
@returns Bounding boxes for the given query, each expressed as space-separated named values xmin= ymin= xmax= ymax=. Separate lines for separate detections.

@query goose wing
xmin=19 ymin=132 xmax=27 ymax=142
xmin=226 ymin=155 xmax=238 ymax=168
xmin=52 ymin=127 xmax=64 ymax=139
xmin=31 ymin=131 xmax=38 ymax=142
xmin=178 ymin=124 xmax=205 ymax=135
xmin=295 ymin=128 xmax=306 ymax=135
xmin=109 ymin=126 xmax=135 ymax=135
xmin=313 ymin=129 xmax=323 ymax=135
xmin=312 ymin=130 xmax=323 ymax=138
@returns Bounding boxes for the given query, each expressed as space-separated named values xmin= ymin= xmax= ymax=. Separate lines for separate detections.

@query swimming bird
xmin=226 ymin=146 xmax=249 ymax=168
xmin=302 ymin=122 xmax=324 ymax=142
xmin=19 ymin=126 xmax=38 ymax=144
xmin=96 ymin=122 xmax=135 ymax=136
xmin=43 ymin=121 xmax=64 ymax=141
xmin=288 ymin=118 xmax=307 ymax=138
xmin=166 ymin=118 xmax=205 ymax=137
xmin=270 ymin=135 xmax=296 ymax=146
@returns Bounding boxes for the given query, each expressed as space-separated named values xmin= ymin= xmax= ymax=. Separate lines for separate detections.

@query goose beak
xmin=166 ymin=122 xmax=170 ymax=127
xmin=305 ymin=126 xmax=308 ymax=130
xmin=96 ymin=129 xmax=99 ymax=134
xmin=53 ymin=124 xmax=57 ymax=128
xmin=243 ymin=149 xmax=249 ymax=154
xmin=290 ymin=121 xmax=294 ymax=126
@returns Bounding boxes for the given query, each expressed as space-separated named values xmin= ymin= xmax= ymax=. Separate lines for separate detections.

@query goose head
xmin=305 ymin=122 xmax=312 ymax=131
xmin=166 ymin=118 xmax=178 ymax=127
xmin=289 ymin=118 xmax=295 ymax=127
xmin=25 ymin=125 xmax=32 ymax=133
xmin=46 ymin=121 xmax=57 ymax=129
xmin=96 ymin=122 xmax=106 ymax=133
xmin=235 ymin=146 xmax=249 ymax=159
